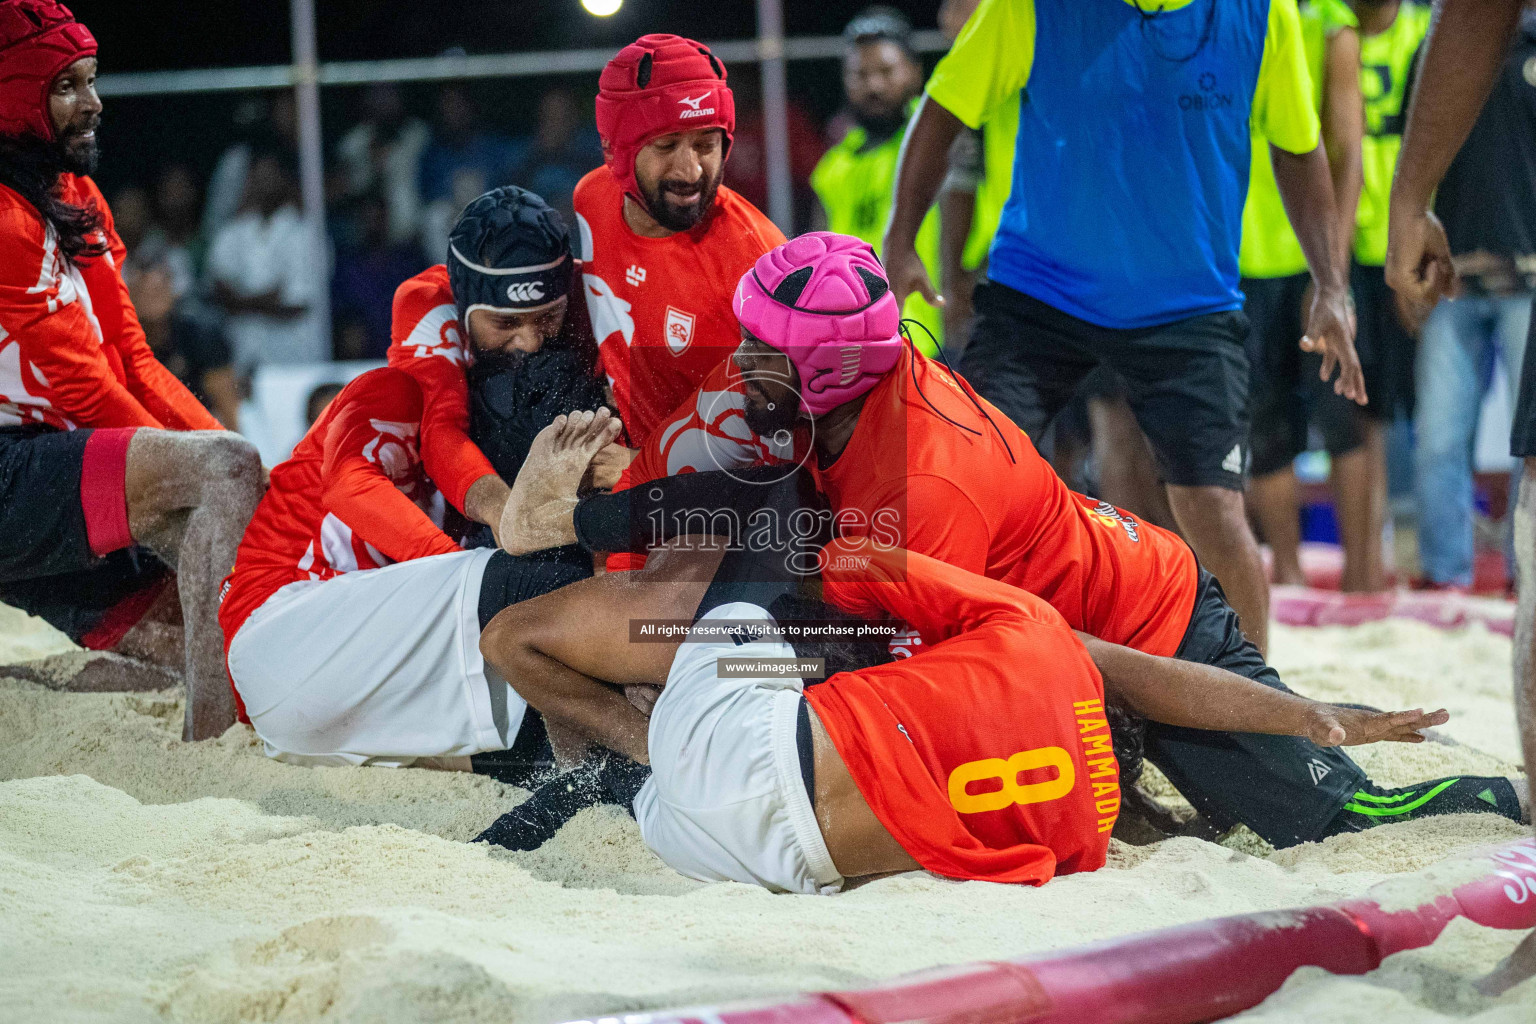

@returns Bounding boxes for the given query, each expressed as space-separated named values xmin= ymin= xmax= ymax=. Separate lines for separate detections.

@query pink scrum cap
xmin=732 ymin=232 xmax=904 ymax=416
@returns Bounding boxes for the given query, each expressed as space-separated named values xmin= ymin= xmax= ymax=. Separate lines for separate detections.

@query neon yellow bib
xmin=1354 ymin=1 xmax=1432 ymax=266
xmin=1238 ymin=0 xmax=1353 ymax=279
xmin=811 ymin=121 xmax=943 ymax=353
xmin=963 ymin=96 xmax=1021 ymax=274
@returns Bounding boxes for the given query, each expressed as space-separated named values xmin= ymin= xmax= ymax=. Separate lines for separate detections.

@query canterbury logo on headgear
xmin=450 ymin=243 xmax=570 ymax=313
xmin=506 ymin=280 xmax=545 ymax=304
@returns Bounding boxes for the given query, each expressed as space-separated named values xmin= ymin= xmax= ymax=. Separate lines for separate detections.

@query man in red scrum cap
xmin=0 ymin=0 xmax=262 ymax=739
xmin=575 ymin=34 xmax=786 ymax=448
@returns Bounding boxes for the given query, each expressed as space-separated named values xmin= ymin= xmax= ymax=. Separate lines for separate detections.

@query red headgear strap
xmin=595 ymin=34 xmax=735 ymax=214
xmin=0 ymin=0 xmax=96 ymax=142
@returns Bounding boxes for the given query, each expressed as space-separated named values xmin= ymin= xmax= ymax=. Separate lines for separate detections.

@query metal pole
xmin=755 ymin=0 xmax=795 ymax=233
xmin=290 ymin=0 xmax=331 ymax=353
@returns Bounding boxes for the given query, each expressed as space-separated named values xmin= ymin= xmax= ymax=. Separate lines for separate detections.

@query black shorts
xmin=1513 ymin=307 xmax=1536 ymax=458
xmin=1352 ymin=262 xmax=1417 ymax=420
xmin=1147 ymin=570 xmax=1366 ymax=847
xmin=0 ymin=425 xmax=167 ymax=646
xmin=1242 ymin=273 xmax=1367 ymax=477
xmin=960 ymin=281 xmax=1252 ymax=489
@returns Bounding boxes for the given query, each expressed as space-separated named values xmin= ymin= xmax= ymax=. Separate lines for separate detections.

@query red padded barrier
xmin=592 ymin=839 xmax=1536 ymax=1024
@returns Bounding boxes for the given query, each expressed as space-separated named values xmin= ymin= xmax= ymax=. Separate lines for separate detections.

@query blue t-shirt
xmin=926 ymin=0 xmax=1321 ymax=329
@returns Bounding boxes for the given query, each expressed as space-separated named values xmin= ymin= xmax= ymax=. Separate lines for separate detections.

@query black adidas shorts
xmin=1242 ymin=273 xmax=1367 ymax=477
xmin=1150 ymin=570 xmax=1367 ymax=848
xmin=960 ymin=281 xmax=1252 ymax=490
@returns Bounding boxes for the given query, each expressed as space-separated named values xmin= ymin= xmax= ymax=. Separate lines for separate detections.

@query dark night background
xmin=71 ymin=0 xmax=948 ymax=199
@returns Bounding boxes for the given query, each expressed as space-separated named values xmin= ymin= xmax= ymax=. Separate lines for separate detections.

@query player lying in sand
xmin=473 ymin=520 xmax=1470 ymax=892
xmin=491 ymin=232 xmax=1530 ymax=851
xmin=219 ymin=366 xmax=621 ymax=767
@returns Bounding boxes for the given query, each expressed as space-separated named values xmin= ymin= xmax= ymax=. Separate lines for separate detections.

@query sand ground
xmin=0 ymin=603 xmax=1531 ymax=1024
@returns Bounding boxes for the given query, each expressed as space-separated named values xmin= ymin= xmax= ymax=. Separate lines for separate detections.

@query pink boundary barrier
xmin=1270 ymin=584 xmax=1515 ymax=636
xmin=576 ymin=839 xmax=1536 ymax=1024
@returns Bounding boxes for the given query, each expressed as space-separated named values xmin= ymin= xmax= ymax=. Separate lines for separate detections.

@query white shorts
xmin=226 ymin=548 xmax=526 ymax=767
xmin=634 ymin=601 xmax=843 ymax=895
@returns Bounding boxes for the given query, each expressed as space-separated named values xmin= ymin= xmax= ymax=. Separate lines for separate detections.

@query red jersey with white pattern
xmin=604 ymin=355 xmax=802 ymax=572
xmin=220 ymin=368 xmax=461 ymax=659
xmin=573 ymin=165 xmax=784 ymax=447
xmin=386 ymin=264 xmax=491 ymax=514
xmin=386 ymin=260 xmax=604 ymax=513
xmin=0 ymin=176 xmax=220 ymax=432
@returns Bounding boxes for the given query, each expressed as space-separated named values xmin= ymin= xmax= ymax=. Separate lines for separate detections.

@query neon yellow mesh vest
xmin=811 ymin=115 xmax=943 ymax=353
xmin=1238 ymin=0 xmax=1355 ymax=280
xmin=1355 ymin=1 xmax=1432 ymax=267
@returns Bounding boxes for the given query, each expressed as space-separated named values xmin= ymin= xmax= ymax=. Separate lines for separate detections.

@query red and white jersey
xmin=221 ymin=367 xmax=461 ymax=656
xmin=605 ymin=356 xmax=800 ymax=573
xmin=386 ymin=264 xmax=491 ymax=514
xmin=386 ymin=261 xmax=604 ymax=513
xmin=573 ymin=166 xmax=784 ymax=447
xmin=617 ymin=355 xmax=799 ymax=485
xmin=0 ymin=175 xmax=220 ymax=432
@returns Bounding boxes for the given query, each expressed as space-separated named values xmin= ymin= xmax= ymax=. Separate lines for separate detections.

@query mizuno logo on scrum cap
xmin=678 ymin=92 xmax=715 ymax=119
xmin=506 ymin=280 xmax=545 ymax=304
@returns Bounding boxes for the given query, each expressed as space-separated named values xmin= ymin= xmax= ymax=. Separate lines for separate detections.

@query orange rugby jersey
xmin=573 ymin=165 xmax=784 ymax=446
xmin=810 ymin=541 xmax=1119 ymax=884
xmin=812 ymin=347 xmax=1198 ymax=655
xmin=0 ymin=176 xmax=220 ymax=432
xmin=220 ymin=368 xmax=460 ymax=687
xmin=622 ymin=348 xmax=1199 ymax=654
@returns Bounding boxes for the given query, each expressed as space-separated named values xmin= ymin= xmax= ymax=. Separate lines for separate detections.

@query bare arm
xmin=1273 ymin=142 xmax=1366 ymax=403
xmin=211 ymin=280 xmax=307 ymax=320
xmin=1075 ymin=632 xmax=1447 ymax=746
xmin=200 ymin=366 xmax=242 ymax=431
xmin=464 ymin=473 xmax=511 ymax=544
xmin=882 ymin=95 xmax=965 ymax=309
xmin=1387 ymin=0 xmax=1522 ymax=308
xmin=1322 ymin=27 xmax=1364 ymax=274
xmin=1481 ymin=463 xmax=1536 ymax=995
xmin=478 ymin=542 xmax=725 ymax=763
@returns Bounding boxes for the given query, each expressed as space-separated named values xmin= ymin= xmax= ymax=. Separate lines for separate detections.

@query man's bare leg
xmin=1249 ymin=467 xmax=1306 ymax=586
xmin=1478 ymin=457 xmax=1536 ymax=994
xmin=111 ymin=578 xmax=184 ymax=671
xmin=1332 ymin=422 xmax=1387 ymax=592
xmin=1089 ymin=396 xmax=1180 ymax=532
xmin=479 ymin=541 xmax=726 ymax=760
xmin=1167 ymin=483 xmax=1270 ymax=654
xmin=124 ymin=430 xmax=263 ymax=740
xmin=499 ymin=409 xmax=623 ymax=555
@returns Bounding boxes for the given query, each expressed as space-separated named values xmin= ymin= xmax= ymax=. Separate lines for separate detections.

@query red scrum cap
xmin=0 ymin=0 xmax=96 ymax=141
xmin=595 ymin=34 xmax=734 ymax=212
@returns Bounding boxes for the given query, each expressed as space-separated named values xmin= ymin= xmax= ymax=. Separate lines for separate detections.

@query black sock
xmin=473 ymin=753 xmax=653 ymax=851
xmin=1320 ymin=776 xmax=1523 ymax=838
xmin=475 ymin=765 xmax=607 ymax=851
xmin=469 ymin=711 xmax=554 ymax=789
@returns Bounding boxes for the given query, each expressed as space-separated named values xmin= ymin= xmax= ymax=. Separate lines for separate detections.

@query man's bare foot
xmin=500 ymin=409 xmax=623 ymax=555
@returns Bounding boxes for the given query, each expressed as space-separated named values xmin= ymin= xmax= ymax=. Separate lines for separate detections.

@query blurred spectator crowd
xmin=115 ymin=79 xmax=825 ymax=436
